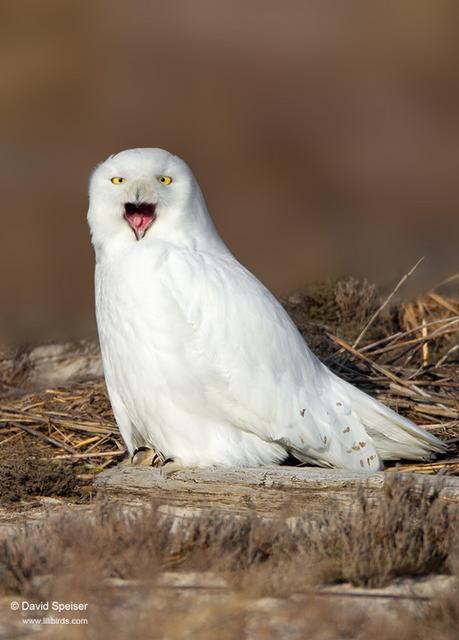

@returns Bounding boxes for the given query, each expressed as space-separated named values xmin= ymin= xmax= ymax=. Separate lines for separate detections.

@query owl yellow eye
xmin=111 ymin=177 xmax=126 ymax=184
xmin=158 ymin=175 xmax=172 ymax=185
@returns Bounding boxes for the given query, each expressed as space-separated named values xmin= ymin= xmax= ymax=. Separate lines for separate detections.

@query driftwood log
xmin=0 ymin=341 xmax=102 ymax=391
xmin=95 ymin=465 xmax=459 ymax=518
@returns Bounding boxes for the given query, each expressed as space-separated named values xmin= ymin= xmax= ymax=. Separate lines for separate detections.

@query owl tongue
xmin=124 ymin=202 xmax=156 ymax=240
xmin=131 ymin=214 xmax=146 ymax=230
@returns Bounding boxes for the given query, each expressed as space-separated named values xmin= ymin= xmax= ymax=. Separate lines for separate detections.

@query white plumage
xmin=88 ymin=148 xmax=445 ymax=471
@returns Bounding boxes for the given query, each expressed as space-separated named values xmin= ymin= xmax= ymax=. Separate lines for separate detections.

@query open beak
xmin=124 ymin=202 xmax=156 ymax=241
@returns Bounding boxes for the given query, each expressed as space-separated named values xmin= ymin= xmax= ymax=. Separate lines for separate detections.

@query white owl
xmin=87 ymin=148 xmax=445 ymax=473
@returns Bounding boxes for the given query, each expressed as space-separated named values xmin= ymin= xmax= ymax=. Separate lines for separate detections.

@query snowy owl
xmin=88 ymin=148 xmax=445 ymax=473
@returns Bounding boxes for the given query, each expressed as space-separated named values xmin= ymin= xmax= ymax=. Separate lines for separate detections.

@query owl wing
xmin=160 ymin=249 xmax=384 ymax=470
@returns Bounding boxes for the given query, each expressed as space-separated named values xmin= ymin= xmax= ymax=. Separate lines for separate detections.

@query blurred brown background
xmin=1 ymin=0 xmax=458 ymax=344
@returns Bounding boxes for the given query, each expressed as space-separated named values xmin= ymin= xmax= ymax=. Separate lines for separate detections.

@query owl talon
xmin=131 ymin=446 xmax=157 ymax=466
xmin=129 ymin=447 xmax=179 ymax=473
xmin=151 ymin=452 xmax=166 ymax=467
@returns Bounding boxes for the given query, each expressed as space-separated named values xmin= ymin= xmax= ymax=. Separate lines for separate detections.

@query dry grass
xmin=302 ymin=477 xmax=456 ymax=587
xmin=0 ymin=380 xmax=123 ymax=491
xmin=0 ymin=477 xmax=456 ymax=598
xmin=0 ymin=477 xmax=457 ymax=639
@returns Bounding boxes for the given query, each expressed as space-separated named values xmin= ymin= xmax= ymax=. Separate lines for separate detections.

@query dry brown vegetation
xmin=0 ymin=443 xmax=88 ymax=506
xmin=0 ymin=477 xmax=456 ymax=596
xmin=0 ymin=477 xmax=457 ymax=638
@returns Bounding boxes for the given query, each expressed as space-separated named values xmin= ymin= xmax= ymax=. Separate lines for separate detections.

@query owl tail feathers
xmin=343 ymin=377 xmax=447 ymax=462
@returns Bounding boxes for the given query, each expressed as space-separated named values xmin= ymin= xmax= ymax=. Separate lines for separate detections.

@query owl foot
xmin=131 ymin=446 xmax=162 ymax=466
xmin=130 ymin=448 xmax=184 ymax=476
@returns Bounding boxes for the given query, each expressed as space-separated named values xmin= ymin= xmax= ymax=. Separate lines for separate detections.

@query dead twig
xmin=7 ymin=420 xmax=77 ymax=454
xmin=352 ymin=257 xmax=424 ymax=349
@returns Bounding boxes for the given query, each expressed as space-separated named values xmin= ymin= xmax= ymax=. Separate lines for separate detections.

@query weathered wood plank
xmin=94 ymin=465 xmax=459 ymax=517
xmin=0 ymin=341 xmax=102 ymax=391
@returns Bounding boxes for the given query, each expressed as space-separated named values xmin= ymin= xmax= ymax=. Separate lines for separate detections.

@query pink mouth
xmin=124 ymin=202 xmax=156 ymax=240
